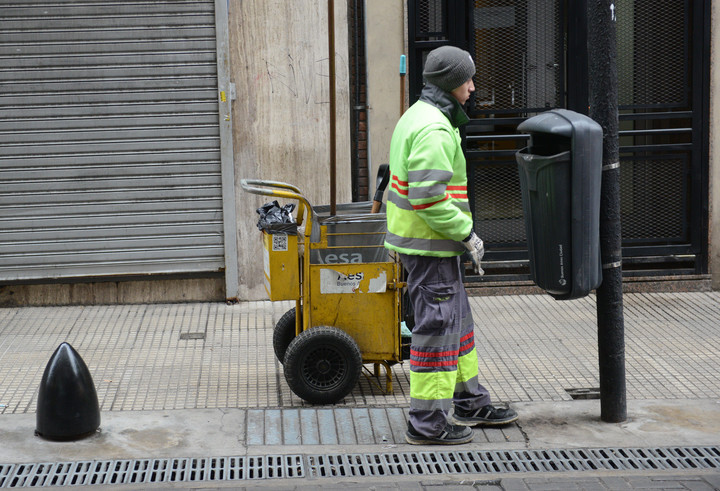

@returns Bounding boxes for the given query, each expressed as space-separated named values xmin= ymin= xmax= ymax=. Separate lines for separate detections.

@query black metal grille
xmin=472 ymin=0 xmax=562 ymax=113
xmin=467 ymin=0 xmax=562 ymax=250
xmin=617 ymin=0 xmax=690 ymax=108
xmin=472 ymin=164 xmax=525 ymax=245
xmin=407 ymin=0 xmax=707 ymax=276
xmin=615 ymin=0 xmax=699 ymax=263
xmin=0 ymin=455 xmax=304 ymax=488
xmin=620 ymin=157 xmax=688 ymax=242
xmin=3 ymin=446 xmax=719 ymax=487
xmin=415 ymin=0 xmax=446 ymax=41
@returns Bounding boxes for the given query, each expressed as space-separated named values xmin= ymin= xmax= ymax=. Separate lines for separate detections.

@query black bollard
xmin=35 ymin=342 xmax=100 ymax=441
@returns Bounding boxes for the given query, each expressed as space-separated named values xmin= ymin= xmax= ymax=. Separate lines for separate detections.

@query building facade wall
xmin=365 ymin=2 xmax=406 ymax=200
xmin=0 ymin=1 xmax=352 ymax=305
xmin=3 ymin=1 xmax=715 ymax=306
xmin=710 ymin=0 xmax=719 ymax=289
xmin=364 ymin=1 xmax=716 ymax=292
xmin=229 ymin=0 xmax=352 ymax=300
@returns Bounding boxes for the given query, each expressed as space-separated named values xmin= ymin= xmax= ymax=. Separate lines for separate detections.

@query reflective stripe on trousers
xmin=400 ymin=253 xmax=491 ymax=437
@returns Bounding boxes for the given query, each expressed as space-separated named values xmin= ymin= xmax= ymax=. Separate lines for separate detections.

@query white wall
xmin=365 ymin=0 xmax=406 ymax=199
xmin=229 ymin=0 xmax=352 ymax=300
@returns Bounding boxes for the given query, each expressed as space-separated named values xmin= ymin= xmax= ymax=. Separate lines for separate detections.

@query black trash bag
xmin=256 ymin=200 xmax=297 ymax=234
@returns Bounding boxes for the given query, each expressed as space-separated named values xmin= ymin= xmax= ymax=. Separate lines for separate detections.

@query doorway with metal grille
xmin=407 ymin=0 xmax=710 ymax=285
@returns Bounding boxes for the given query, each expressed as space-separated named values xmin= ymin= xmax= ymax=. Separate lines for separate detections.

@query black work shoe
xmin=452 ymin=404 xmax=518 ymax=426
xmin=405 ymin=421 xmax=474 ymax=445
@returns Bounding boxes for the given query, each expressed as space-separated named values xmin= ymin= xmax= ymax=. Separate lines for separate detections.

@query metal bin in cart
xmin=241 ymin=179 xmax=407 ymax=405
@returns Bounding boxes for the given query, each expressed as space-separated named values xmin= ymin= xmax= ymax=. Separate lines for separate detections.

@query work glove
xmin=462 ymin=231 xmax=485 ymax=276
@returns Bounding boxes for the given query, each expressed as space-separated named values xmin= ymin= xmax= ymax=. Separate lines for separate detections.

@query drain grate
xmin=565 ymin=388 xmax=601 ymax=400
xmin=306 ymin=446 xmax=720 ymax=478
xmin=0 ymin=455 xmax=303 ymax=488
xmin=1 ymin=447 xmax=719 ymax=487
xmin=179 ymin=332 xmax=205 ymax=340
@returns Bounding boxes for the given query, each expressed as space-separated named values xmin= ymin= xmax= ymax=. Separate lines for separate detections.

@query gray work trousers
xmin=400 ymin=253 xmax=492 ymax=437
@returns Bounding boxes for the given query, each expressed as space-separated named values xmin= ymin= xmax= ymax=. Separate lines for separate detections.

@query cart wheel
xmin=283 ymin=326 xmax=362 ymax=404
xmin=273 ymin=307 xmax=296 ymax=363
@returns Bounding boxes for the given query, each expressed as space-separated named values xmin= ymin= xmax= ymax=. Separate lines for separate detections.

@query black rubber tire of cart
xmin=283 ymin=326 xmax=362 ymax=405
xmin=273 ymin=307 xmax=296 ymax=363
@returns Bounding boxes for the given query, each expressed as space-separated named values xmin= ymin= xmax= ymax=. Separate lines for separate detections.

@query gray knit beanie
xmin=422 ymin=46 xmax=476 ymax=93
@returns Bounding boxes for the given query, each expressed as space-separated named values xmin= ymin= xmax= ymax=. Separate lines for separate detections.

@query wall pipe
xmin=328 ymin=0 xmax=337 ymax=215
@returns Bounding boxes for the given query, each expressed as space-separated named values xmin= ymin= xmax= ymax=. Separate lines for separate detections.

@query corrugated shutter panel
xmin=0 ymin=0 xmax=224 ymax=281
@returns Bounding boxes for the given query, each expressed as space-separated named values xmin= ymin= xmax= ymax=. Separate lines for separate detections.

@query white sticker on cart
xmin=320 ymin=269 xmax=387 ymax=294
xmin=272 ymin=233 xmax=288 ymax=252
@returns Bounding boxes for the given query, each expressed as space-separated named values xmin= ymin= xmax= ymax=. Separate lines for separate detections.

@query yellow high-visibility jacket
xmin=384 ymin=87 xmax=473 ymax=256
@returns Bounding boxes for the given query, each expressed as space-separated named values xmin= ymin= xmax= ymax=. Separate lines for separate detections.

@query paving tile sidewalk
xmin=2 ymin=292 xmax=720 ymax=416
xmin=1 ymin=291 xmax=720 ymax=489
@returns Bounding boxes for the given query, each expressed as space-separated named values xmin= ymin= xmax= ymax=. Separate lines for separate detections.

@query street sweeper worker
xmin=384 ymin=45 xmax=518 ymax=445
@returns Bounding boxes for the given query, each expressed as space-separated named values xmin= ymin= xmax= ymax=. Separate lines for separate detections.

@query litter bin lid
xmin=517 ymin=108 xmax=600 ymax=138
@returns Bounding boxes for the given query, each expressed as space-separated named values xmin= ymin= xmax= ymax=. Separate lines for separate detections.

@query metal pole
xmin=328 ymin=0 xmax=337 ymax=215
xmin=588 ymin=0 xmax=627 ymax=423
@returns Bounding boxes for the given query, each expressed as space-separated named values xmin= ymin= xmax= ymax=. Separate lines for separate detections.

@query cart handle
xmin=240 ymin=178 xmax=314 ymax=235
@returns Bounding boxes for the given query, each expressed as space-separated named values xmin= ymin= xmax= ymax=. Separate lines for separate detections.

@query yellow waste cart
xmin=241 ymin=179 xmax=407 ymax=404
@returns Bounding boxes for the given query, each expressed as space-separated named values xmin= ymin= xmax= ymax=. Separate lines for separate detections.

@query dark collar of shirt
xmin=418 ymin=83 xmax=470 ymax=128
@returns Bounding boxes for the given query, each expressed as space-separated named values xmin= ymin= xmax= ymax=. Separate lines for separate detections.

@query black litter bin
xmin=516 ymin=109 xmax=603 ymax=300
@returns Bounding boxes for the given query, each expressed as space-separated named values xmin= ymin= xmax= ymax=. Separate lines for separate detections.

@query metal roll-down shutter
xmin=0 ymin=1 xmax=225 ymax=281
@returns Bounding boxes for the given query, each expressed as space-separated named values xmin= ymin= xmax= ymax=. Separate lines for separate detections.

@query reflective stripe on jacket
xmin=384 ymin=96 xmax=473 ymax=257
